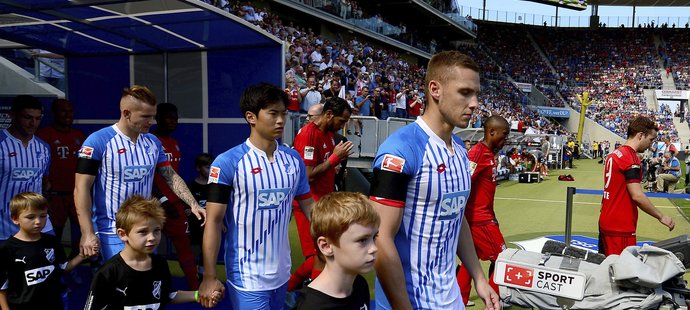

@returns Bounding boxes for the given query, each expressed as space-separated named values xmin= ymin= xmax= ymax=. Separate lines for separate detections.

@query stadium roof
xmin=591 ymin=0 xmax=690 ymax=6
xmin=0 ymin=0 xmax=282 ymax=56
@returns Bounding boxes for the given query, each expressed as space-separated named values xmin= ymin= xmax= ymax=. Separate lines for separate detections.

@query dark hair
xmin=323 ymin=97 xmax=352 ymax=117
xmin=51 ymin=98 xmax=71 ymax=114
xmin=626 ymin=116 xmax=658 ymax=138
xmin=240 ymin=83 xmax=289 ymax=117
xmin=156 ymin=102 xmax=178 ymax=121
xmin=12 ymin=95 xmax=43 ymax=114
xmin=194 ymin=153 xmax=214 ymax=168
xmin=122 ymin=85 xmax=156 ymax=106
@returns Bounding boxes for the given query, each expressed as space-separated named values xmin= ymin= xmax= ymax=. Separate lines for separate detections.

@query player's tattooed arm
xmin=158 ymin=165 xmax=207 ymax=224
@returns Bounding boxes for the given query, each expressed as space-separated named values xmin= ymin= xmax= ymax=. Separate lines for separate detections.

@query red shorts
xmin=47 ymin=193 xmax=78 ymax=228
xmin=161 ymin=199 xmax=190 ymax=238
xmin=598 ymin=230 xmax=636 ymax=256
xmin=469 ymin=221 xmax=506 ymax=261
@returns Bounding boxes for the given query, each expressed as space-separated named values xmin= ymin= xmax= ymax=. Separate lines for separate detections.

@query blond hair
xmin=122 ymin=85 xmax=157 ymax=106
xmin=10 ymin=192 xmax=48 ymax=219
xmin=310 ymin=192 xmax=380 ymax=260
xmin=116 ymin=195 xmax=165 ymax=234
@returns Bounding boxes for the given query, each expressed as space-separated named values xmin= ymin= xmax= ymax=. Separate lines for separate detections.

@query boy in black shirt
xmin=84 ymin=195 xmax=221 ymax=310
xmin=295 ymin=192 xmax=379 ymax=309
xmin=0 ymin=192 xmax=87 ymax=310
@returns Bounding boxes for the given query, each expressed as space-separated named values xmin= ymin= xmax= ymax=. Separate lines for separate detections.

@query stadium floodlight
xmin=522 ymin=0 xmax=588 ymax=11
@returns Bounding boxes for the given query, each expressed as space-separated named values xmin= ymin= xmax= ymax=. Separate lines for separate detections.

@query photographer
xmin=354 ymin=86 xmax=373 ymax=116
xmin=300 ymin=76 xmax=323 ymax=111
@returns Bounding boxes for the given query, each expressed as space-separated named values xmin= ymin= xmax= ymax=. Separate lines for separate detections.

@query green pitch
xmin=173 ymin=158 xmax=688 ymax=308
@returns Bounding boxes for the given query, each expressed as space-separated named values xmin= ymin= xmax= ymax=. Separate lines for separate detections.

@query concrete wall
xmin=565 ymin=106 xmax=625 ymax=145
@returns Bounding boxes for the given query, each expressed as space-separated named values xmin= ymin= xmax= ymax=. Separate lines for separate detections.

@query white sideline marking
xmin=494 ymin=197 xmax=679 ymax=209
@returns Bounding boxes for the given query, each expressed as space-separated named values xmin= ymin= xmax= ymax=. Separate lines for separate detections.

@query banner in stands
xmin=537 ymin=107 xmax=570 ymax=118
xmin=656 ymin=90 xmax=689 ymax=100
xmin=513 ymin=82 xmax=532 ymax=93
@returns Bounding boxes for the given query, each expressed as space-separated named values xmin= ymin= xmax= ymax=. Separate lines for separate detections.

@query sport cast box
xmin=518 ymin=172 xmax=540 ymax=183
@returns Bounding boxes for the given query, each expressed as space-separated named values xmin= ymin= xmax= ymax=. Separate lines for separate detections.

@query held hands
xmin=79 ymin=233 xmax=100 ymax=257
xmin=198 ymin=278 xmax=226 ymax=308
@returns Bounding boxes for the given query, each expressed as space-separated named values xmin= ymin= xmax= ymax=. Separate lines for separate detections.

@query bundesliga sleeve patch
xmin=469 ymin=161 xmax=478 ymax=175
xmin=78 ymin=146 xmax=94 ymax=159
xmin=209 ymin=166 xmax=221 ymax=184
xmin=381 ymin=154 xmax=405 ymax=173
xmin=304 ymin=146 xmax=315 ymax=160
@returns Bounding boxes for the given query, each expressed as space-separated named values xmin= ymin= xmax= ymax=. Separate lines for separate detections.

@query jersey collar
xmin=414 ymin=117 xmax=459 ymax=153
xmin=245 ymin=138 xmax=279 ymax=159
xmin=112 ymin=124 xmax=140 ymax=144
xmin=3 ymin=129 xmax=36 ymax=145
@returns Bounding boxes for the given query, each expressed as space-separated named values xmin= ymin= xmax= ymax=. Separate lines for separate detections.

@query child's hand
xmin=209 ymin=290 xmax=223 ymax=307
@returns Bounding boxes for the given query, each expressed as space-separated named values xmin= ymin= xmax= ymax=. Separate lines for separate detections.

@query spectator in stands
xmin=408 ymin=93 xmax=423 ymax=118
xmin=394 ymin=87 xmax=408 ymax=118
xmin=355 ymin=86 xmax=373 ymax=116
xmin=656 ymin=151 xmax=681 ymax=192
xmin=301 ymin=77 xmax=323 ymax=112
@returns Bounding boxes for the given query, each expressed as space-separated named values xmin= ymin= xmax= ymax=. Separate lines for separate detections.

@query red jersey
xmin=156 ymin=134 xmax=182 ymax=172
xmin=36 ymin=126 xmax=85 ymax=192
xmin=408 ymin=99 xmax=421 ymax=117
xmin=153 ymin=134 xmax=182 ymax=203
xmin=293 ymin=122 xmax=335 ymax=199
xmin=600 ymin=145 xmax=642 ymax=233
xmin=286 ymin=89 xmax=300 ymax=112
xmin=465 ymin=142 xmax=498 ymax=223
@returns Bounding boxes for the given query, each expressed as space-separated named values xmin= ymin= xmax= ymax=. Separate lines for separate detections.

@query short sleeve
xmin=84 ymin=268 xmax=112 ymax=310
xmin=295 ymin=153 xmax=311 ymax=197
xmin=0 ymin=244 xmax=9 ymax=290
xmin=208 ymin=156 xmax=236 ymax=187
xmin=79 ymin=131 xmax=107 ymax=162
xmin=369 ymin=132 xmax=417 ymax=206
xmin=151 ymin=135 xmax=169 ymax=166
xmin=294 ymin=126 xmax=320 ymax=167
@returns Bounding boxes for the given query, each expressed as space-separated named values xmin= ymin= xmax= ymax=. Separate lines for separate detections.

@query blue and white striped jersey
xmin=371 ymin=118 xmax=471 ymax=310
xmin=209 ymin=139 xmax=310 ymax=291
xmin=77 ymin=125 xmax=168 ymax=234
xmin=0 ymin=130 xmax=51 ymax=240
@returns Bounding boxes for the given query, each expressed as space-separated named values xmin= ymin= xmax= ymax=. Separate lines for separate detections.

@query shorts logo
xmin=11 ymin=168 xmax=40 ymax=181
xmin=438 ymin=190 xmax=469 ymax=221
xmin=79 ymin=146 xmax=94 ymax=159
xmin=152 ymin=280 xmax=161 ymax=299
xmin=381 ymin=154 xmax=405 ymax=173
xmin=24 ymin=265 xmax=55 ymax=286
xmin=209 ymin=166 xmax=221 ymax=183
xmin=304 ymin=146 xmax=315 ymax=160
xmin=504 ymin=264 xmax=534 ymax=288
xmin=123 ymin=165 xmax=152 ymax=182
xmin=44 ymin=248 xmax=55 ymax=263
xmin=257 ymin=188 xmax=291 ymax=209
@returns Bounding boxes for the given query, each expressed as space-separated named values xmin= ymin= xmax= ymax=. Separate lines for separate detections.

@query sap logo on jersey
xmin=438 ymin=190 xmax=469 ymax=221
xmin=123 ymin=165 xmax=153 ymax=182
xmin=11 ymin=168 xmax=40 ymax=181
xmin=25 ymin=265 xmax=55 ymax=286
xmin=257 ymin=188 xmax=291 ymax=210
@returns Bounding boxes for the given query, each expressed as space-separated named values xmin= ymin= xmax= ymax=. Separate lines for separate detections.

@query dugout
xmin=0 ymin=0 xmax=284 ymax=180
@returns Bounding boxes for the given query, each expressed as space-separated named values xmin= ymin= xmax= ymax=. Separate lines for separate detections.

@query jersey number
xmin=604 ymin=157 xmax=613 ymax=189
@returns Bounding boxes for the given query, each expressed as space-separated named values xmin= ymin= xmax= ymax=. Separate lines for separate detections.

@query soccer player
xmin=289 ymin=97 xmax=353 ymax=290
xmin=0 ymin=95 xmax=52 ymax=241
xmin=457 ymin=115 xmax=510 ymax=306
xmin=151 ymin=102 xmax=199 ymax=289
xmin=0 ymin=192 xmax=86 ymax=310
xmin=369 ymin=51 xmax=499 ymax=310
xmin=198 ymin=83 xmax=314 ymax=309
xmin=74 ymin=86 xmax=205 ymax=261
xmin=84 ymin=195 xmax=220 ymax=309
xmin=599 ymin=116 xmax=675 ymax=256
xmin=37 ymin=98 xmax=85 ymax=256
